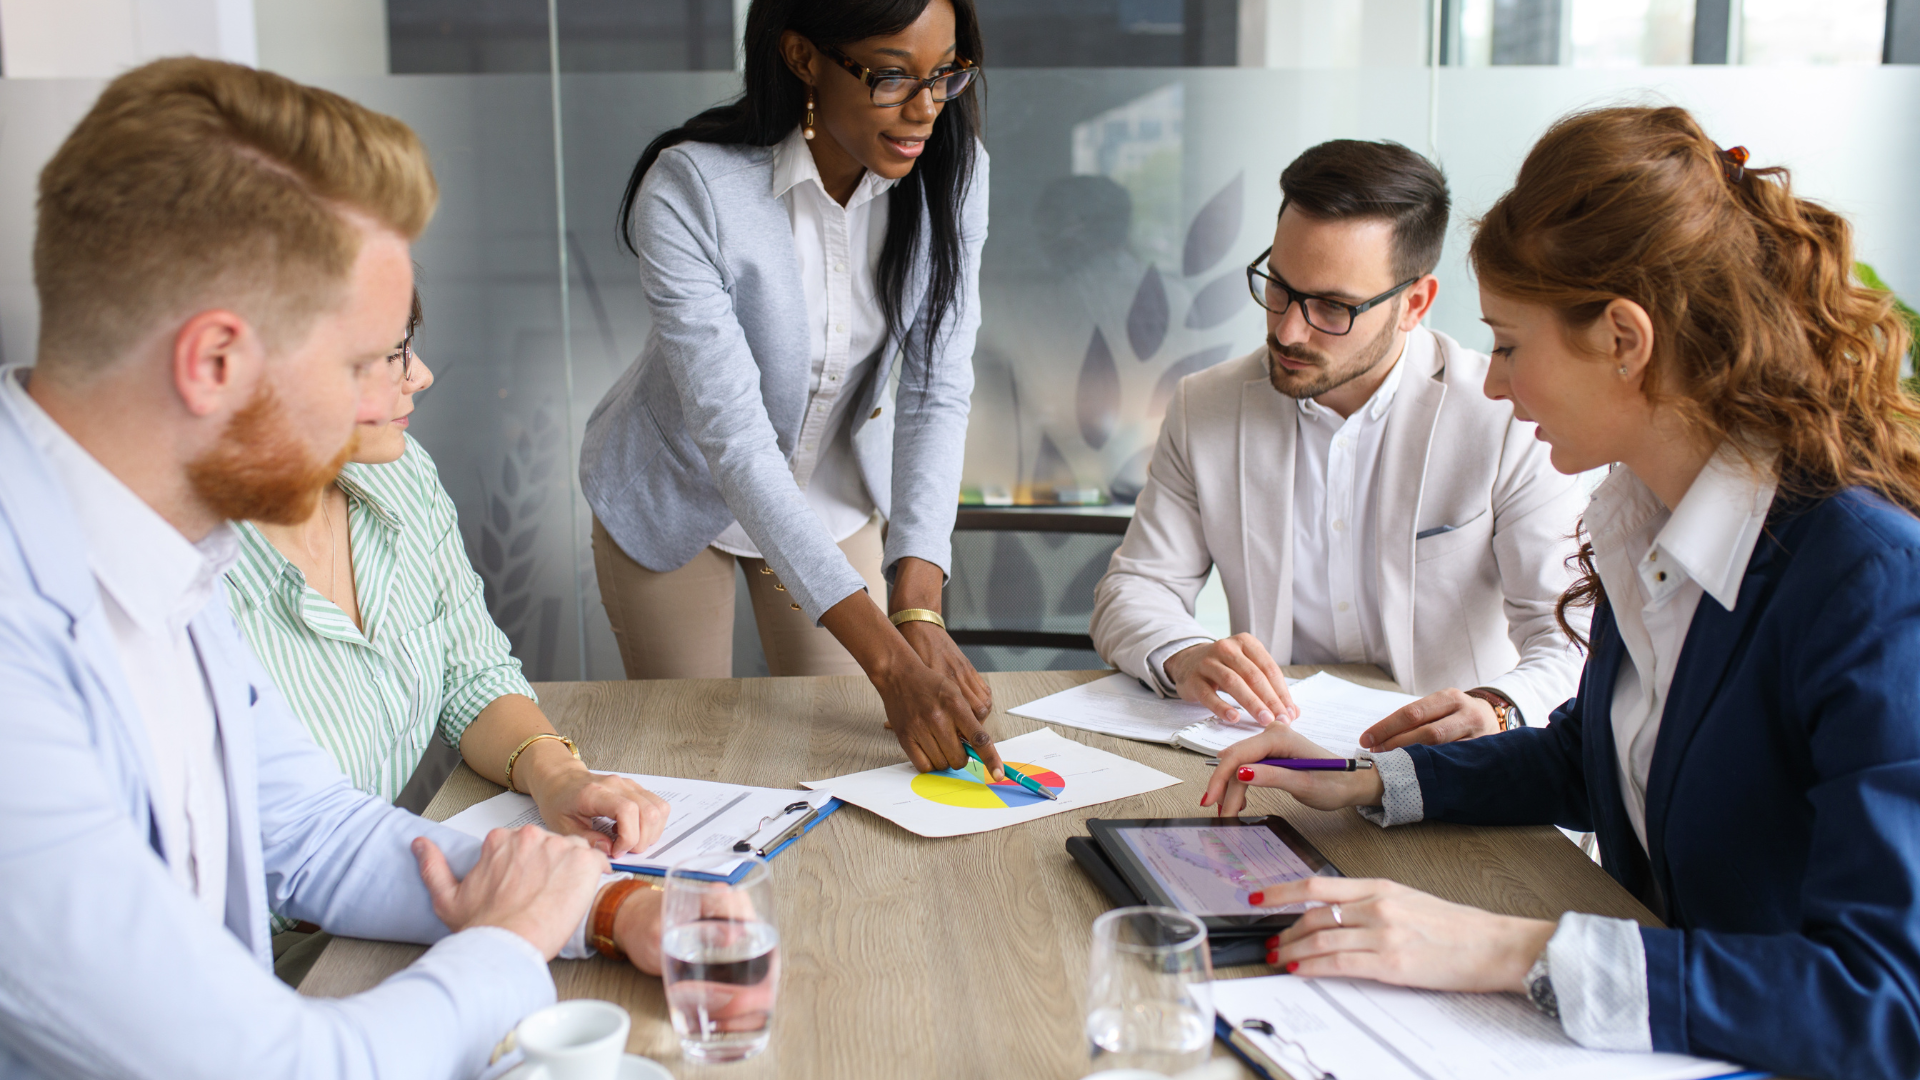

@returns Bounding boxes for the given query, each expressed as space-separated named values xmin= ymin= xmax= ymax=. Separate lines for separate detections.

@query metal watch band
xmin=1466 ymin=687 xmax=1521 ymax=730
xmin=1525 ymin=952 xmax=1560 ymax=1019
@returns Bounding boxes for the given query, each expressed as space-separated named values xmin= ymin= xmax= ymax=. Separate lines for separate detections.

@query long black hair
xmin=617 ymin=0 xmax=983 ymax=354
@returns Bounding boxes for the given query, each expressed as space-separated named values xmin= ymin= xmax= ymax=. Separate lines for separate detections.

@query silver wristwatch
xmin=1525 ymin=951 xmax=1560 ymax=1019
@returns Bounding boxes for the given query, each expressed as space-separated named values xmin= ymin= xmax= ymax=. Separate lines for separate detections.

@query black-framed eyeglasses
xmin=819 ymin=44 xmax=976 ymax=107
xmin=1246 ymin=245 xmax=1417 ymax=336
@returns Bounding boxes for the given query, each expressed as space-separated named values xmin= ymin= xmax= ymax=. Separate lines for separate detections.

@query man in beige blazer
xmin=1092 ymin=140 xmax=1588 ymax=751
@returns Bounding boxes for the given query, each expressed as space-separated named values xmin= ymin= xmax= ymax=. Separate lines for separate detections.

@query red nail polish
xmin=1266 ymin=950 xmax=1279 ymax=965
xmin=1237 ymin=766 xmax=1256 ymax=782
xmin=1266 ymin=935 xmax=1278 ymax=948
xmin=1286 ymin=962 xmax=1299 ymax=974
xmin=1247 ymin=891 xmax=1264 ymax=905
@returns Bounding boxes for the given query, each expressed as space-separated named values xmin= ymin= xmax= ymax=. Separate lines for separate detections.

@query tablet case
xmin=1065 ymin=836 xmax=1270 ymax=967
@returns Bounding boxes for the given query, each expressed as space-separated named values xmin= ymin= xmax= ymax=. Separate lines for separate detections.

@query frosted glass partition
xmin=0 ymin=65 xmax=1913 ymax=679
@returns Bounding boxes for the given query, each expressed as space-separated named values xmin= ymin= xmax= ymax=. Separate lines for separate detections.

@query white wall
xmin=1 ymin=0 xmax=254 ymax=77
xmin=253 ymin=0 xmax=387 ymax=80
xmin=1239 ymin=0 xmax=1433 ymax=67
xmin=0 ymin=0 xmax=384 ymax=79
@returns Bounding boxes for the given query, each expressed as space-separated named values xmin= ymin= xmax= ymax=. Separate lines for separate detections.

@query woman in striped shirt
xmin=226 ymin=293 xmax=669 ymax=869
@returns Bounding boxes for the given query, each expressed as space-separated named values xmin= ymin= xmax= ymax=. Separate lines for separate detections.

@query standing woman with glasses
xmin=583 ymin=0 xmax=1001 ymax=776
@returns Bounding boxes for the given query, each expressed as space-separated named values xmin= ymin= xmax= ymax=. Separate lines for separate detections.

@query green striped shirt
xmin=225 ymin=436 xmax=535 ymax=807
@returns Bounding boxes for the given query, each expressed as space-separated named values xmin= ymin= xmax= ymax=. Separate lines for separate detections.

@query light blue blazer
xmin=580 ymin=139 xmax=988 ymax=621
xmin=0 ymin=388 xmax=553 ymax=1079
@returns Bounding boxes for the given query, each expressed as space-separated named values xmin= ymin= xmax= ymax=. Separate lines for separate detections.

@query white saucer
xmin=503 ymin=1053 xmax=672 ymax=1080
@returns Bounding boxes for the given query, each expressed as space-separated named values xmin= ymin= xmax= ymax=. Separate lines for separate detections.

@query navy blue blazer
xmin=1402 ymin=487 xmax=1920 ymax=1080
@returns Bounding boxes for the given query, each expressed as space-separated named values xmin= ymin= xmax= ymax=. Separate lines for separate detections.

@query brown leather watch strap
xmin=1465 ymin=687 xmax=1518 ymax=730
xmin=588 ymin=877 xmax=653 ymax=960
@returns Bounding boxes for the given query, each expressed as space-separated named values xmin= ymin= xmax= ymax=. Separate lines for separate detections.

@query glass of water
xmin=1085 ymin=906 xmax=1214 ymax=1075
xmin=661 ymin=852 xmax=780 ymax=1064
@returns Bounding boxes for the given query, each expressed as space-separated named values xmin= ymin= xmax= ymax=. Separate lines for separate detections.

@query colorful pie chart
xmin=910 ymin=758 xmax=1065 ymax=809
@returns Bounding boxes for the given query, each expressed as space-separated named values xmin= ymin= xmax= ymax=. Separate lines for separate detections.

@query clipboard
xmin=616 ymin=797 xmax=844 ymax=883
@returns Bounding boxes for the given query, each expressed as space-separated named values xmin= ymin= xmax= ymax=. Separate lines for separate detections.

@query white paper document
xmin=1212 ymin=975 xmax=1738 ymax=1080
xmin=800 ymin=727 xmax=1180 ymax=838
xmin=441 ymin=772 xmax=834 ymax=878
xmin=1008 ymin=671 xmax=1418 ymax=757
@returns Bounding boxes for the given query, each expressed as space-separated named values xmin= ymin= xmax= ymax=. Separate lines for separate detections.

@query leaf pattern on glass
xmin=1032 ymin=432 xmax=1077 ymax=489
xmin=1076 ymin=327 xmax=1121 ymax=450
xmin=1150 ymin=343 xmax=1237 ymax=416
xmin=1127 ymin=264 xmax=1169 ymax=362
xmin=1184 ymin=269 xmax=1249 ymax=330
xmin=1182 ymin=172 xmax=1243 ymax=278
xmin=474 ymin=401 xmax=565 ymax=678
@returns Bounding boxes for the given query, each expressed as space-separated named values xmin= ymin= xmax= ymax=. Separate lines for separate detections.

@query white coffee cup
xmin=515 ymin=999 xmax=630 ymax=1080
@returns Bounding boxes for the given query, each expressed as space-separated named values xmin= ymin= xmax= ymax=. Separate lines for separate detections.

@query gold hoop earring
xmin=804 ymin=93 xmax=816 ymax=141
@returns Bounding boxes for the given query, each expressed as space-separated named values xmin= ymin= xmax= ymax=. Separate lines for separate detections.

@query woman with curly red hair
xmin=1204 ymin=105 xmax=1920 ymax=1079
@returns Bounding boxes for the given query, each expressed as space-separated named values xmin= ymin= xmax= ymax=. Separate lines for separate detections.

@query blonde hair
xmin=33 ymin=57 xmax=438 ymax=372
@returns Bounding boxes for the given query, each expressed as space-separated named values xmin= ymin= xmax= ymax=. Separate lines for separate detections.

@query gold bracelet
xmin=503 ymin=732 xmax=578 ymax=794
xmin=888 ymin=608 xmax=947 ymax=630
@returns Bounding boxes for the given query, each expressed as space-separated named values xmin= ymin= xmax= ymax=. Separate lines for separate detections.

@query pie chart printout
xmin=910 ymin=758 xmax=1065 ymax=809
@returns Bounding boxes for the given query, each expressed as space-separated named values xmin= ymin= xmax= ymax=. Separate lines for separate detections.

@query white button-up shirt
xmin=1146 ymin=333 xmax=1419 ymax=689
xmin=1363 ymin=442 xmax=1780 ymax=1052
xmin=1585 ymin=445 xmax=1778 ymax=849
xmin=712 ymin=125 xmax=894 ymax=558
xmin=4 ymin=369 xmax=235 ymax=923
xmin=1288 ymin=337 xmax=1412 ymax=668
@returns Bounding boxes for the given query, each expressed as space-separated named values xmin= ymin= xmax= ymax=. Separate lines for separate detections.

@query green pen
xmin=963 ymin=742 xmax=1060 ymax=801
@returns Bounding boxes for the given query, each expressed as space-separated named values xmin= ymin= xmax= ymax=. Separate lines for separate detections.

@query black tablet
xmin=1086 ymin=816 xmax=1344 ymax=934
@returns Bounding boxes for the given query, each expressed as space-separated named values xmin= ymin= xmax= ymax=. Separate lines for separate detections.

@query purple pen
xmin=1202 ymin=757 xmax=1375 ymax=771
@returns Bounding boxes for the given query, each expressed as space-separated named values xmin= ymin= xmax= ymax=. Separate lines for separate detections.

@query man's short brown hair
xmin=33 ymin=57 xmax=438 ymax=372
xmin=1279 ymin=139 xmax=1450 ymax=282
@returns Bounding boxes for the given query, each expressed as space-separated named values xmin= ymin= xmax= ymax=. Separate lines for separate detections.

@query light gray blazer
xmin=1090 ymin=329 xmax=1590 ymax=726
xmin=581 ymin=140 xmax=988 ymax=621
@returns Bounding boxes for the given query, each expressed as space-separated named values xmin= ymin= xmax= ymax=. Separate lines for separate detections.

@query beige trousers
xmin=593 ymin=515 xmax=887 ymax=679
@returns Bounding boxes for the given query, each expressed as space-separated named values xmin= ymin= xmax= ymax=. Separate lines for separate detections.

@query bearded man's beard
xmin=1266 ymin=298 xmax=1401 ymax=400
xmin=185 ymin=380 xmax=356 ymax=526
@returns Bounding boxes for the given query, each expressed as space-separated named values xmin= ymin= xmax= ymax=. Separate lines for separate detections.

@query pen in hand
xmin=963 ymin=742 xmax=1060 ymax=800
xmin=1203 ymin=757 xmax=1376 ymax=772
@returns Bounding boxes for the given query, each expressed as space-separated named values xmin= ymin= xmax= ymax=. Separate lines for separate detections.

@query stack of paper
xmin=1213 ymin=975 xmax=1744 ymax=1080
xmin=1010 ymin=672 xmax=1418 ymax=757
xmin=442 ymin=773 xmax=835 ymax=881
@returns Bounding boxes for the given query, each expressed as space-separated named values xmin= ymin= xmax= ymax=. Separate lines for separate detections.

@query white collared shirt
xmin=3 ymin=368 xmax=235 ymax=923
xmin=1584 ymin=445 xmax=1778 ymax=849
xmin=1146 ymin=330 xmax=1422 ymax=691
xmin=712 ymin=125 xmax=896 ymax=558
xmin=1289 ymin=335 xmax=1415 ymax=669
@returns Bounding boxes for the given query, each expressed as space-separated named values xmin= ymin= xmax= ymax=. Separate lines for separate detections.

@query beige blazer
xmin=1091 ymin=328 xmax=1590 ymax=726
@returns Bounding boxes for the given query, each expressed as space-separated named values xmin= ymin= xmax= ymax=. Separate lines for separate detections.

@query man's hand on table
xmin=611 ymin=884 xmax=667 ymax=974
xmin=1358 ymin=688 xmax=1503 ymax=752
xmin=413 ymin=825 xmax=609 ymax=959
xmin=1165 ymin=634 xmax=1299 ymax=727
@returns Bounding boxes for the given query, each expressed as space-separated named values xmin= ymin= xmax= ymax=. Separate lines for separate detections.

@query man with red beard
xmin=0 ymin=59 xmax=657 ymax=1079
xmin=1092 ymin=140 xmax=1589 ymax=753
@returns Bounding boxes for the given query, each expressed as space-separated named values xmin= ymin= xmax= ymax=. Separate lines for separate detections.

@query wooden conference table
xmin=301 ymin=668 xmax=1657 ymax=1079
